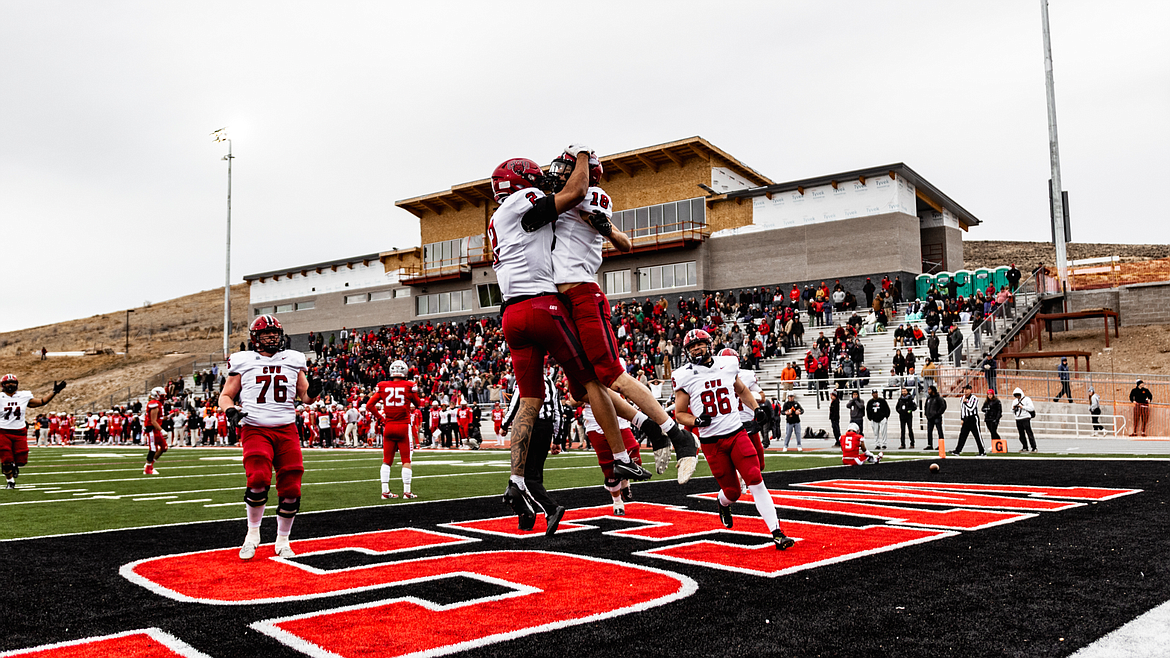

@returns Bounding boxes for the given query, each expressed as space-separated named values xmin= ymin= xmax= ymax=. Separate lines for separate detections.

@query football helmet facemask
xmin=250 ymin=315 xmax=284 ymax=355
xmin=683 ymin=329 xmax=714 ymax=367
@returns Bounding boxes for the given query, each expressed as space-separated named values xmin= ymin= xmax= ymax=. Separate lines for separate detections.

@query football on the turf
xmin=929 ymin=463 xmax=940 ymax=472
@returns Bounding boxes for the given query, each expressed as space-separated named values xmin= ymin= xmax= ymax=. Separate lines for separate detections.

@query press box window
xmin=477 ymin=283 xmax=503 ymax=309
xmin=604 ymin=270 xmax=631 ymax=295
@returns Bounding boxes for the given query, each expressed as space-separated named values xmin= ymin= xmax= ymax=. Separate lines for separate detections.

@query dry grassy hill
xmin=3 ymin=241 xmax=1168 ymax=412
xmin=0 ymin=284 xmax=248 ymax=410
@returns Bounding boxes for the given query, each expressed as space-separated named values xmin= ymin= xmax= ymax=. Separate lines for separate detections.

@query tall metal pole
xmin=1041 ymin=0 xmax=1068 ymax=290
xmin=223 ymin=138 xmax=233 ymax=361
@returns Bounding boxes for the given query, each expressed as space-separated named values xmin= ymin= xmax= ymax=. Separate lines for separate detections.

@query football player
xmin=840 ymin=423 xmax=883 ymax=466
xmin=491 ymin=402 xmax=504 ymax=441
xmin=672 ymin=331 xmax=796 ymax=550
xmin=547 ymin=151 xmax=699 ymax=484
xmin=718 ymin=347 xmax=768 ymax=492
xmin=219 ymin=315 xmax=322 ymax=560
xmin=366 ymin=360 xmax=422 ymax=499
xmin=1 ymin=375 xmax=65 ymax=489
xmin=489 ymin=146 xmax=650 ymax=525
xmin=142 ymin=387 xmax=168 ymax=474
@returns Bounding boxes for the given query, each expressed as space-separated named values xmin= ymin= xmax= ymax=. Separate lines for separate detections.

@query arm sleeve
xmin=501 ymin=390 xmax=521 ymax=432
xmin=521 ymin=194 xmax=559 ymax=233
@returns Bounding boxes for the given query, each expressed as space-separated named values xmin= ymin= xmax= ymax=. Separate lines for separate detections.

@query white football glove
xmin=564 ymin=143 xmax=593 ymax=158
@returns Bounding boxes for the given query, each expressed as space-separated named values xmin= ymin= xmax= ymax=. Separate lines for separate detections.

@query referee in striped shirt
xmin=952 ymin=384 xmax=986 ymax=456
xmin=500 ymin=373 xmax=567 ymax=535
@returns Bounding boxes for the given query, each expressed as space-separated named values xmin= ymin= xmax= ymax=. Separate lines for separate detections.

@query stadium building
xmin=246 ymin=136 xmax=981 ymax=344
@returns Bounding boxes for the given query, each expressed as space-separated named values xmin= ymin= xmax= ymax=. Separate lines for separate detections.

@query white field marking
xmin=0 ymin=465 xmax=604 ymax=509
xmin=1071 ymin=598 xmax=1170 ymax=657
xmin=29 ymin=488 xmax=88 ymax=494
xmin=134 ymin=496 xmax=179 ymax=501
xmin=12 ymin=460 xmax=524 ymax=488
xmin=204 ymin=502 xmax=245 ymax=507
xmin=165 ymin=499 xmax=213 ymax=504
xmin=0 ymin=627 xmax=213 ymax=658
xmin=14 ymin=454 xmax=1149 ymax=540
xmin=248 ymin=552 xmax=697 ymax=656
xmin=199 ymin=456 xmax=242 ymax=461
xmin=74 ymin=491 xmax=115 ymax=496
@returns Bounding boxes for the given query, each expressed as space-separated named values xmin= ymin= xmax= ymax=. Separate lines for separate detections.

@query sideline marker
xmin=938 ymin=438 xmax=946 ymax=459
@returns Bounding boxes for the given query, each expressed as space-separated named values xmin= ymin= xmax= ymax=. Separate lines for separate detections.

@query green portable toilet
xmin=954 ymin=270 xmax=974 ymax=298
xmin=935 ymin=272 xmax=952 ymax=295
xmin=974 ymin=268 xmax=991 ymax=295
xmin=915 ymin=274 xmax=932 ymax=300
xmin=993 ymin=266 xmax=1010 ymax=291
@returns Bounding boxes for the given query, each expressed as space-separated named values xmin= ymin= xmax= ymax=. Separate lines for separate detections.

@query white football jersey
xmin=0 ymin=391 xmax=33 ymax=431
xmin=581 ymin=403 xmax=631 ymax=435
xmin=552 ymin=186 xmax=613 ymax=286
xmin=671 ymin=355 xmax=744 ymax=438
xmin=736 ymin=368 xmax=763 ymax=423
xmin=489 ymin=187 xmax=557 ymax=301
xmin=227 ymin=349 xmax=307 ymax=427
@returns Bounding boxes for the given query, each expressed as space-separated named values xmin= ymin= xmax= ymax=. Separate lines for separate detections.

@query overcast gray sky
xmin=3 ymin=1 xmax=1167 ymax=333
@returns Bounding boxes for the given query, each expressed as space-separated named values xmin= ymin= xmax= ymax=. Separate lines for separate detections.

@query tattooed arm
xmin=509 ymin=399 xmax=540 ymax=477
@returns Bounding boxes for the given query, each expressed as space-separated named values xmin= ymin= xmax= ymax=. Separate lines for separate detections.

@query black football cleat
xmin=621 ymin=487 xmax=634 ymax=503
xmin=503 ymin=481 xmax=537 ymax=529
xmin=545 ymin=505 xmax=566 ymax=536
xmin=718 ymin=503 xmax=734 ymax=529
xmin=772 ymin=529 xmax=796 ymax=551
xmin=5 ymin=481 xmax=14 ymax=490
xmin=613 ymin=460 xmax=652 ymax=482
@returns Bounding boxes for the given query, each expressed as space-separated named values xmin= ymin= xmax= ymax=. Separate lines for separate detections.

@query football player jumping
xmin=219 ymin=315 xmax=322 ymax=560
xmin=488 ymin=146 xmax=651 ymax=528
xmin=142 ymin=386 xmax=168 ymax=474
xmin=366 ymin=360 xmax=423 ymax=500
xmin=1 ymin=375 xmax=65 ymax=489
xmin=672 ymin=330 xmax=796 ymax=550
xmin=547 ymin=151 xmax=699 ymax=484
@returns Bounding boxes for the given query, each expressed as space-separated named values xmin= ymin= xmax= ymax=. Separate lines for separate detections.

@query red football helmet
xmin=249 ymin=315 xmax=284 ymax=354
xmin=547 ymin=152 xmax=603 ymax=192
xmin=718 ymin=348 xmax=739 ymax=360
xmin=1 ymin=373 xmax=17 ymax=394
xmin=491 ymin=158 xmax=545 ymax=202
xmin=683 ymin=329 xmax=714 ymax=367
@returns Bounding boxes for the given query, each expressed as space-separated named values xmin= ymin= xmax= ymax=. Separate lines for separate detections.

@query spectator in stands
xmin=947 ymin=325 xmax=964 ymax=367
xmin=1053 ymin=357 xmax=1073 ymax=402
xmin=863 ymin=278 xmax=876 ymax=307
xmin=781 ymin=362 xmax=798 ymax=391
xmin=924 ymin=385 xmax=946 ymax=451
xmin=884 ymin=369 xmax=901 ymax=399
xmin=1011 ymin=387 xmax=1037 ymax=451
xmin=927 ymin=330 xmax=940 ymax=362
xmin=1130 ymin=379 xmax=1152 ymax=437
xmin=1007 ymin=264 xmax=1022 ymax=291
xmin=980 ymin=354 xmax=997 ymax=393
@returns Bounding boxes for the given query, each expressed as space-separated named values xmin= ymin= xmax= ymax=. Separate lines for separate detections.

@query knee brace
xmin=277 ymin=497 xmax=301 ymax=519
xmin=244 ymin=486 xmax=270 ymax=508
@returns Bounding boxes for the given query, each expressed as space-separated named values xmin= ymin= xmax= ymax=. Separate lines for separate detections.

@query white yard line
xmin=133 ymin=496 xmax=179 ymax=501
xmin=1071 ymin=598 xmax=1170 ymax=657
xmin=165 ymin=499 xmax=213 ymax=505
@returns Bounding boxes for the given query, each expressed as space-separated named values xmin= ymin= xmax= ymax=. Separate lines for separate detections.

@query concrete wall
xmin=705 ymin=212 xmax=922 ymax=289
xmin=1063 ymin=281 xmax=1170 ymax=329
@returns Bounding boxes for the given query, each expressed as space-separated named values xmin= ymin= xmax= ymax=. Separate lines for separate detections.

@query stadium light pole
xmin=1041 ymin=0 xmax=1068 ymax=291
xmin=213 ymin=128 xmax=233 ymax=361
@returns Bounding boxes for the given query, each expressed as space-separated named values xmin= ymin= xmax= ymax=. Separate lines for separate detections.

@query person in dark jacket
xmin=846 ymin=390 xmax=866 ymax=435
xmin=982 ymin=389 xmax=1002 ymax=447
xmin=924 ymin=385 xmax=946 ymax=451
xmin=863 ymin=278 xmax=876 ymax=306
xmin=895 ymin=388 xmax=917 ymax=449
xmin=781 ymin=394 xmax=804 ymax=452
xmin=927 ymin=332 xmax=941 ymax=363
xmin=866 ymin=390 xmax=890 ymax=450
xmin=829 ymin=390 xmax=842 ymax=446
